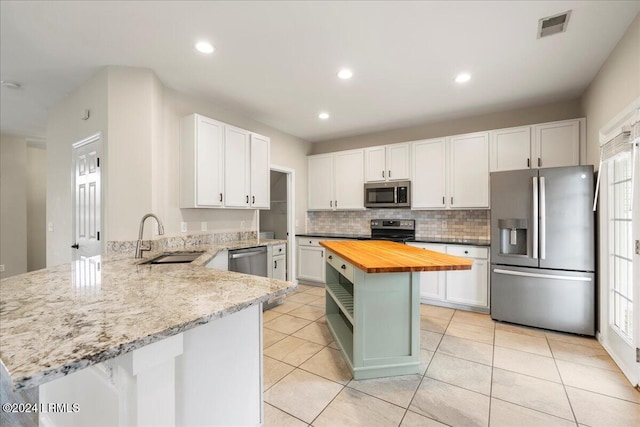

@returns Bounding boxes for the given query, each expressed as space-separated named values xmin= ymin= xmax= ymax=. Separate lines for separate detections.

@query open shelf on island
xmin=325 ymin=282 xmax=354 ymax=323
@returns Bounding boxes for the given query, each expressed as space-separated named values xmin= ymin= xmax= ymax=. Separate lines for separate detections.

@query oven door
xmin=364 ymin=186 xmax=397 ymax=207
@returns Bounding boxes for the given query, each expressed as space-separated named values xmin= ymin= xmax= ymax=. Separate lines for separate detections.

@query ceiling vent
xmin=538 ymin=10 xmax=571 ymax=38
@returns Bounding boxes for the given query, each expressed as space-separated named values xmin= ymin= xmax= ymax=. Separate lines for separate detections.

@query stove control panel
xmin=370 ymin=219 xmax=415 ymax=230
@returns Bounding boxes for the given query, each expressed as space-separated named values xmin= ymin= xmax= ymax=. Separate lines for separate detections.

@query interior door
xmin=72 ymin=134 xmax=102 ymax=260
xmin=538 ymin=166 xmax=594 ymax=271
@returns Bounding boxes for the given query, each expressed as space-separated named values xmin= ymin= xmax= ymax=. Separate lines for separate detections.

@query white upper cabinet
xmin=334 ymin=150 xmax=365 ymax=210
xmin=308 ymin=154 xmax=335 ymax=210
xmin=533 ymin=119 xmax=581 ymax=168
xmin=308 ymin=150 xmax=364 ymax=211
xmin=412 ymin=138 xmax=447 ymax=209
xmin=249 ymin=133 xmax=270 ymax=209
xmin=449 ymin=132 xmax=490 ymax=208
xmin=490 ymin=119 xmax=583 ymax=172
xmin=490 ymin=126 xmax=532 ymax=172
xmin=180 ymin=113 xmax=270 ymax=209
xmin=180 ymin=114 xmax=225 ymax=208
xmin=364 ymin=143 xmax=409 ymax=182
xmin=224 ymin=125 xmax=251 ymax=207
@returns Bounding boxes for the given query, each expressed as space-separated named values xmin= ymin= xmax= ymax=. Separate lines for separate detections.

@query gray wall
xmin=311 ymin=98 xmax=583 ymax=155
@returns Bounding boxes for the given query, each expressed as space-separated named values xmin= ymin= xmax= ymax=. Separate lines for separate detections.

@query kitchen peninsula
xmin=0 ymin=245 xmax=295 ymax=427
xmin=320 ymin=240 xmax=472 ymax=379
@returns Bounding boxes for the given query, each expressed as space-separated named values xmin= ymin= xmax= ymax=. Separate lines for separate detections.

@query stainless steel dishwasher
xmin=228 ymin=246 xmax=268 ymax=277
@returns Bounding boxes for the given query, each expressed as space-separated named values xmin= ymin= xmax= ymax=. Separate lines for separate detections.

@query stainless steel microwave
xmin=364 ymin=180 xmax=411 ymax=208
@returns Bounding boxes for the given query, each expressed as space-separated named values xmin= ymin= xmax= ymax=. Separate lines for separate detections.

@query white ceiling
xmin=1 ymin=1 xmax=638 ymax=143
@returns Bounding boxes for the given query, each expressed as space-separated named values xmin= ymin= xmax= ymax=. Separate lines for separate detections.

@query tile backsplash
xmin=307 ymin=209 xmax=490 ymax=241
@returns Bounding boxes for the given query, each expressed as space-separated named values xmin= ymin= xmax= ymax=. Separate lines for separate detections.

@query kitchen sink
xmin=140 ymin=251 xmax=205 ymax=265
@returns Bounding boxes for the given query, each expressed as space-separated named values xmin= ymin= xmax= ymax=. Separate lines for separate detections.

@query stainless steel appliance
xmin=229 ymin=246 xmax=282 ymax=310
xmin=364 ymin=181 xmax=411 ymax=208
xmin=228 ymin=246 xmax=268 ymax=277
xmin=370 ymin=219 xmax=415 ymax=242
xmin=490 ymin=166 xmax=595 ymax=335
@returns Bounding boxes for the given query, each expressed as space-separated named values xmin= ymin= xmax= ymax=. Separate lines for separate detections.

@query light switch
xmin=201 ymin=222 xmax=207 ymax=231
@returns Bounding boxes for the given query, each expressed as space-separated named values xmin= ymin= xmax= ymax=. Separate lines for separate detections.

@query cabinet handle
xmin=321 ymin=250 xmax=324 ymax=258
xmin=328 ymin=255 xmax=333 ymax=260
xmin=464 ymin=250 xmax=469 ymax=254
xmin=527 ymin=158 xmax=530 ymax=168
xmin=335 ymin=200 xmax=338 ymax=208
xmin=538 ymin=158 xmax=541 ymax=167
xmin=246 ymin=195 xmax=249 ymax=203
xmin=330 ymin=200 xmax=333 ymax=207
xmin=451 ymin=196 xmax=454 ymax=205
xmin=252 ymin=195 xmax=255 ymax=204
xmin=388 ymin=170 xmax=391 ymax=178
xmin=274 ymin=260 xmax=278 ymax=269
xmin=382 ymin=170 xmax=385 ymax=178
xmin=278 ymin=248 xmax=282 ymax=252
xmin=442 ymin=196 xmax=445 ymax=205
xmin=341 ymin=264 xmax=346 ymax=270
xmin=309 ymin=240 xmax=312 ymax=244
xmin=71 ymin=243 xmax=79 ymax=249
xmin=219 ymin=193 xmax=223 ymax=202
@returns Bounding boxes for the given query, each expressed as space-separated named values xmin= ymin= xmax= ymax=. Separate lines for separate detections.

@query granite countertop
xmin=320 ymin=240 xmax=473 ymax=273
xmin=296 ymin=233 xmax=489 ymax=247
xmin=0 ymin=239 xmax=294 ymax=391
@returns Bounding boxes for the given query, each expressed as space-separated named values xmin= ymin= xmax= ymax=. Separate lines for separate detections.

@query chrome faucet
xmin=135 ymin=213 xmax=165 ymax=258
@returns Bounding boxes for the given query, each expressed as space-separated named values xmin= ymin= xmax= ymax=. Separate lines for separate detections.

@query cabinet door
xmin=308 ymin=154 xmax=335 ymax=210
xmin=224 ymin=126 xmax=251 ymax=207
xmin=250 ymin=133 xmax=270 ymax=209
xmin=334 ymin=150 xmax=364 ymax=210
xmin=272 ymin=254 xmax=286 ymax=281
xmin=297 ymin=245 xmax=325 ymax=283
xmin=490 ymin=127 xmax=531 ymax=172
xmin=445 ymin=259 xmax=488 ymax=308
xmin=412 ymin=139 xmax=446 ymax=209
xmin=449 ymin=132 xmax=489 ymax=208
xmin=386 ymin=143 xmax=410 ymax=180
xmin=407 ymin=243 xmax=446 ymax=301
xmin=364 ymin=146 xmax=387 ymax=182
xmin=533 ymin=120 xmax=580 ymax=168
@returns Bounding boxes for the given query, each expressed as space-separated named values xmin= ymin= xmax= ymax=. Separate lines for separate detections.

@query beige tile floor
xmin=262 ymin=284 xmax=640 ymax=427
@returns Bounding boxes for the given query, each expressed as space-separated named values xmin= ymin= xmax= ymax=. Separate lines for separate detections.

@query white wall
xmin=581 ymin=13 xmax=640 ymax=167
xmin=0 ymin=134 xmax=27 ymax=278
xmin=45 ymin=66 xmax=312 ymax=262
xmin=26 ymin=144 xmax=47 ymax=271
xmin=47 ymin=68 xmax=108 ymax=267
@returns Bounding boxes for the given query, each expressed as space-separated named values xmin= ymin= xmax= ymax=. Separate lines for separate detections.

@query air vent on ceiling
xmin=538 ymin=10 xmax=571 ymax=38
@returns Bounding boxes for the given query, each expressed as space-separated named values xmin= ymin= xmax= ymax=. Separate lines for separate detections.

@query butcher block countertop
xmin=319 ymin=240 xmax=473 ymax=273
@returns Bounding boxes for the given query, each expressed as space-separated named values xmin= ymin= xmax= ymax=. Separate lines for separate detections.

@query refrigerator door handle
xmin=532 ymin=177 xmax=538 ymax=259
xmin=493 ymin=268 xmax=592 ymax=282
xmin=540 ymin=176 xmax=546 ymax=260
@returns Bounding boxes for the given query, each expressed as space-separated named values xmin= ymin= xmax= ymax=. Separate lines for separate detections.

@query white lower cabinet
xmin=269 ymin=243 xmax=287 ymax=281
xmin=407 ymin=243 xmax=489 ymax=312
xmin=296 ymin=237 xmax=327 ymax=283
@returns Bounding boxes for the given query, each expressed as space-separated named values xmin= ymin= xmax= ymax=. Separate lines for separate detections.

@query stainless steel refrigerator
xmin=490 ymin=166 xmax=595 ymax=335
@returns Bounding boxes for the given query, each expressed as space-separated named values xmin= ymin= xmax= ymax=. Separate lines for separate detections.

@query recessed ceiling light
xmin=195 ymin=41 xmax=215 ymax=54
xmin=1 ymin=80 xmax=22 ymax=89
xmin=338 ymin=69 xmax=353 ymax=80
xmin=455 ymin=73 xmax=471 ymax=83
xmin=318 ymin=112 xmax=330 ymax=120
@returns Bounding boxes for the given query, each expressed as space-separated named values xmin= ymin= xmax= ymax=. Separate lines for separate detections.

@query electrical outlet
xmin=48 ymin=222 xmax=54 ymax=232
xmin=241 ymin=221 xmax=245 ymax=229
xmin=441 ymin=220 xmax=448 ymax=230
xmin=181 ymin=222 xmax=188 ymax=233
xmin=201 ymin=222 xmax=207 ymax=231
xmin=636 ymin=240 xmax=640 ymax=255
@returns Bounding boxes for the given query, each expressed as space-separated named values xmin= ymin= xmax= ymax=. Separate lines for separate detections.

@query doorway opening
xmin=259 ymin=166 xmax=295 ymax=281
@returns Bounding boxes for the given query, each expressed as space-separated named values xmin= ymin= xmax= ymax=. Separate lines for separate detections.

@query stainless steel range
xmin=370 ymin=219 xmax=415 ymax=243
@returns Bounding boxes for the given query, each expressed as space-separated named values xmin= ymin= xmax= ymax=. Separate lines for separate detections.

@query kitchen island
xmin=319 ymin=240 xmax=472 ymax=379
xmin=0 ymin=245 xmax=295 ymax=427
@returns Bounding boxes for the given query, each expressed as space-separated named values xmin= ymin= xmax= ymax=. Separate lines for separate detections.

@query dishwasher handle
xmin=229 ymin=249 xmax=266 ymax=259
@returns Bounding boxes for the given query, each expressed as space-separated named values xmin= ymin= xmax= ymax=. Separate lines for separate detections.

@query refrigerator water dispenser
xmin=498 ymin=219 xmax=528 ymax=256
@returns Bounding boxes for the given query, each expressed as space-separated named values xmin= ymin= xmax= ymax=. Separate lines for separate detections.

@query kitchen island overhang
xmin=319 ymin=240 xmax=472 ymax=380
xmin=0 ymin=250 xmax=296 ymax=426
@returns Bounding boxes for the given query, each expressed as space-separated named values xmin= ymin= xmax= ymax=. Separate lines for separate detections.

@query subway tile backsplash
xmin=307 ymin=209 xmax=490 ymax=242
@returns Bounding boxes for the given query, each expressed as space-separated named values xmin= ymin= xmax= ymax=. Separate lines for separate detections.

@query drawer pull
xmin=464 ymin=250 xmax=469 ymax=254
xmin=328 ymin=255 xmax=333 ymax=260
xmin=341 ymin=264 xmax=346 ymax=270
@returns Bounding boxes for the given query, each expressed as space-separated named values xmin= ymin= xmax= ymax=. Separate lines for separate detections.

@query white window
xmin=608 ymin=152 xmax=633 ymax=341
